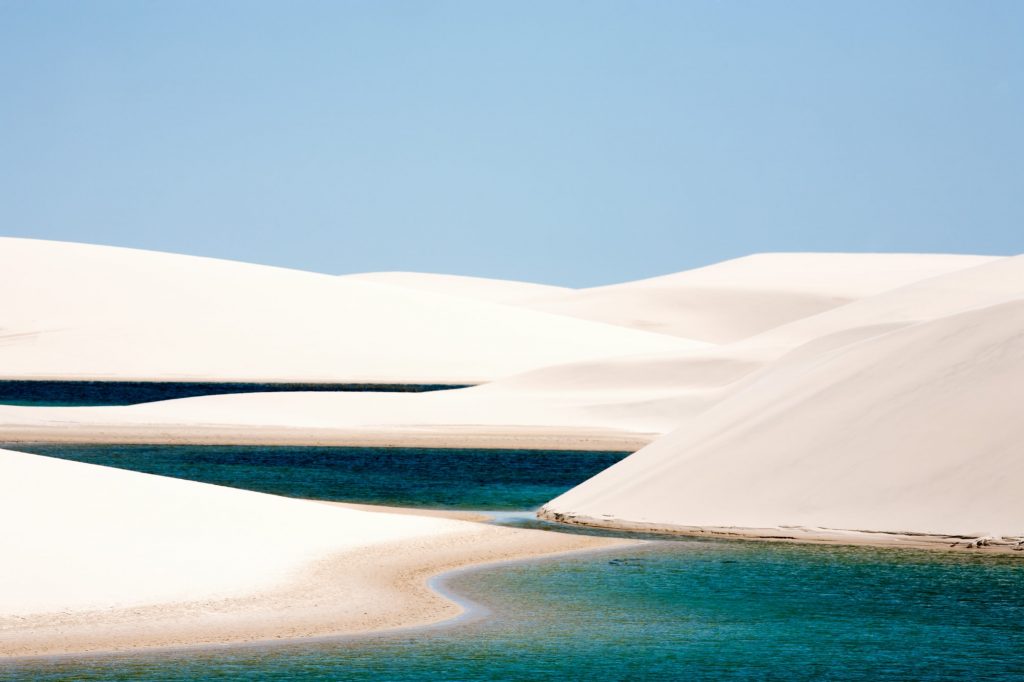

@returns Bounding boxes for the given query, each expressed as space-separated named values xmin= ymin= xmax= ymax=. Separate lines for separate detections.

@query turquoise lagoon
xmin=3 ymin=444 xmax=1022 ymax=681
xmin=7 ymin=540 xmax=1023 ymax=681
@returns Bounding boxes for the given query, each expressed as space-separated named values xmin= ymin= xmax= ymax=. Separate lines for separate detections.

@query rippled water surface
xmin=4 ymin=444 xmax=1022 ymax=680
xmin=7 ymin=540 xmax=1023 ymax=681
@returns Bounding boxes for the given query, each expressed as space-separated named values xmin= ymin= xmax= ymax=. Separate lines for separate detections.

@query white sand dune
xmin=0 ymin=238 xmax=697 ymax=384
xmin=0 ymin=447 xmax=626 ymax=656
xmin=341 ymin=271 xmax=571 ymax=304
xmin=0 ymin=346 xmax=764 ymax=449
xmin=2 ymin=239 xmax=1019 ymax=549
xmin=541 ymin=297 xmax=1024 ymax=545
xmin=9 ymin=241 xmax=1021 ymax=659
xmin=1 ymin=251 xmax=1009 ymax=452
xmin=0 ymin=447 xmax=461 ymax=616
xmin=737 ymin=253 xmax=1024 ymax=352
xmin=518 ymin=253 xmax=996 ymax=343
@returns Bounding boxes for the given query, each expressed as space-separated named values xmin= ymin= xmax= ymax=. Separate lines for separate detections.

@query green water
xmin=7 ymin=541 xmax=1023 ymax=681
xmin=4 ymin=445 xmax=1022 ymax=680
xmin=6 ymin=444 xmax=629 ymax=509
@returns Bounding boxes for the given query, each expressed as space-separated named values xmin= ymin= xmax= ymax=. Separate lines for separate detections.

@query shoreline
xmin=0 ymin=519 xmax=635 ymax=659
xmin=537 ymin=509 xmax=1024 ymax=555
xmin=0 ymin=427 xmax=652 ymax=453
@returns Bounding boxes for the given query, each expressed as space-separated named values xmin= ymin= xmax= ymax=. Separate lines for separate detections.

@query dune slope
xmin=520 ymin=253 xmax=996 ymax=343
xmin=341 ymin=271 xmax=571 ymax=303
xmin=0 ymin=447 xmax=462 ymax=616
xmin=0 ymin=238 xmax=697 ymax=384
xmin=540 ymin=299 xmax=1024 ymax=544
xmin=0 ymin=448 xmax=627 ymax=656
xmin=2 ymin=255 xmax=1009 ymax=449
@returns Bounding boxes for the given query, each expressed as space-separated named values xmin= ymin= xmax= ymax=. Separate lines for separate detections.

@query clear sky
xmin=2 ymin=1 xmax=1021 ymax=286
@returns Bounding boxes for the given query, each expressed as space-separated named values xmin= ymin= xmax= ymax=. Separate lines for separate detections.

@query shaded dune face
xmin=543 ymin=294 xmax=1024 ymax=543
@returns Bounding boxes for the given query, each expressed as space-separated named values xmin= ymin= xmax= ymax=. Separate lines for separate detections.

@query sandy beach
xmin=0 ymin=447 xmax=631 ymax=658
xmin=1 ymin=525 xmax=628 ymax=659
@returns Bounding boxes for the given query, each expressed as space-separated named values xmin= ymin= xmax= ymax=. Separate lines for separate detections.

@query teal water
xmin=7 ymin=541 xmax=1023 ymax=681
xmin=6 ymin=444 xmax=629 ymax=509
xmin=0 ymin=381 xmax=469 ymax=406
xmin=4 ymin=445 xmax=1022 ymax=680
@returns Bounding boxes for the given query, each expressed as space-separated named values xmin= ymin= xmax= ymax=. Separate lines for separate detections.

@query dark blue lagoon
xmin=0 ymin=380 xmax=469 ymax=407
xmin=8 ymin=540 xmax=1024 ymax=681
xmin=6 ymin=443 xmax=629 ymax=509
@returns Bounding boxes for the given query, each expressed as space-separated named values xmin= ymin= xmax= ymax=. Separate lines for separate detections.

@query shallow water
xmin=0 ymin=380 xmax=468 ymax=406
xmin=5 ymin=444 xmax=1022 ymax=680
xmin=7 ymin=541 xmax=1023 ymax=681
xmin=6 ymin=444 xmax=628 ymax=509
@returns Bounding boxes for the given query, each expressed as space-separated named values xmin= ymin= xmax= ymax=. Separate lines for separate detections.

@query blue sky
xmin=1 ymin=1 xmax=1021 ymax=286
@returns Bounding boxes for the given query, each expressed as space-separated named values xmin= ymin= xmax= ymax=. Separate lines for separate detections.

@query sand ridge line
xmin=0 ymin=425 xmax=654 ymax=452
xmin=538 ymin=510 xmax=1024 ymax=555
xmin=0 ymin=524 xmax=634 ymax=658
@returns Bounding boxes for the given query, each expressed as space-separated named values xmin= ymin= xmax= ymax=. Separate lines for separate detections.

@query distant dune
xmin=2 ymin=238 xmax=1020 ymax=656
xmin=0 ymin=238 xmax=696 ymax=384
xmin=542 ymin=257 xmax=1024 ymax=548
xmin=340 ymin=270 xmax=571 ymax=304
xmin=0 ymin=240 xmax=1019 ymax=551
xmin=517 ymin=253 xmax=995 ymax=343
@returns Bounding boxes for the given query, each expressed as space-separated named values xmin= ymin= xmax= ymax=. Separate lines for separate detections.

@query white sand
xmin=0 ymin=249 xmax=1009 ymax=456
xmin=341 ymin=271 xmax=571 ymax=303
xmin=0 ymin=349 xmax=741 ymax=449
xmin=9 ymin=242 xmax=1022 ymax=658
xmin=0 ymin=447 xmax=463 ymax=616
xmin=0 ymin=448 xmax=629 ymax=656
xmin=0 ymin=238 xmax=697 ymax=384
xmin=518 ymin=253 xmax=996 ymax=343
xmin=542 ymin=273 xmax=1024 ymax=546
xmin=2 ymin=241 xmax=1020 ymax=550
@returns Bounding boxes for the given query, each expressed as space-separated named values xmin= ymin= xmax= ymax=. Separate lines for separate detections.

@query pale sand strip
xmin=0 ymin=524 xmax=633 ymax=658
xmin=319 ymin=500 xmax=494 ymax=523
xmin=0 ymin=424 xmax=653 ymax=452
xmin=537 ymin=511 xmax=1024 ymax=555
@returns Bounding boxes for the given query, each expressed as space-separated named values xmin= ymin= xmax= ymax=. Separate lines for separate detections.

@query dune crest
xmin=0 ymin=238 xmax=697 ymax=385
xmin=516 ymin=253 xmax=996 ymax=343
xmin=340 ymin=271 xmax=571 ymax=304
xmin=1 ymin=240 xmax=1020 ymax=549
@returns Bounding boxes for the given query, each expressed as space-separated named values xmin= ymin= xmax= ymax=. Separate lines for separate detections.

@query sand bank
xmin=4 ymin=241 xmax=1021 ymax=559
xmin=0 ymin=421 xmax=653 ymax=452
xmin=537 ymin=511 xmax=1023 ymax=554
xmin=1 ymin=523 xmax=627 ymax=658
xmin=0 ymin=448 xmax=631 ymax=658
